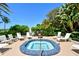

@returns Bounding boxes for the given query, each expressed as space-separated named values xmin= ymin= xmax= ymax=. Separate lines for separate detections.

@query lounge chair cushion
xmin=72 ymin=44 xmax=79 ymax=49
xmin=0 ymin=43 xmax=8 ymax=48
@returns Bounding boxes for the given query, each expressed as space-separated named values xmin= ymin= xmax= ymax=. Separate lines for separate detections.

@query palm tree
xmin=0 ymin=3 xmax=11 ymax=31
xmin=55 ymin=3 xmax=79 ymax=32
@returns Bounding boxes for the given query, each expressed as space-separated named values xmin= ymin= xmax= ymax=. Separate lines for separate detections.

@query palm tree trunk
xmin=4 ymin=22 xmax=6 ymax=32
xmin=63 ymin=23 xmax=68 ymax=32
xmin=69 ymin=21 xmax=74 ymax=32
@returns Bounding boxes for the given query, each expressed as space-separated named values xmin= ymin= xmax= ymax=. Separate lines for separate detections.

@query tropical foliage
xmin=55 ymin=4 xmax=79 ymax=32
xmin=32 ymin=3 xmax=79 ymax=39
xmin=8 ymin=25 xmax=29 ymax=36
xmin=0 ymin=3 xmax=79 ymax=41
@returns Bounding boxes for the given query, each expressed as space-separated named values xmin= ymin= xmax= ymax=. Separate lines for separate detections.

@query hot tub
xmin=20 ymin=39 xmax=60 ymax=56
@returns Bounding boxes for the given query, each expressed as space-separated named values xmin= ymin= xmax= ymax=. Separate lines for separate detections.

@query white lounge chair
xmin=26 ymin=32 xmax=32 ymax=39
xmin=0 ymin=43 xmax=9 ymax=54
xmin=57 ymin=32 xmax=61 ymax=38
xmin=0 ymin=43 xmax=8 ymax=48
xmin=57 ymin=33 xmax=71 ymax=41
xmin=8 ymin=34 xmax=17 ymax=42
xmin=72 ymin=41 xmax=79 ymax=49
xmin=72 ymin=44 xmax=79 ymax=49
xmin=16 ymin=33 xmax=24 ymax=40
xmin=53 ymin=32 xmax=62 ymax=39
xmin=0 ymin=35 xmax=12 ymax=44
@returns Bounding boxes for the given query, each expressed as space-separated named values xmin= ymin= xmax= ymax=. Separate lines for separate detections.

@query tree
xmin=0 ymin=3 xmax=11 ymax=31
xmin=47 ymin=8 xmax=60 ymax=28
xmin=56 ymin=3 xmax=79 ymax=32
xmin=42 ymin=19 xmax=51 ymax=29
xmin=8 ymin=25 xmax=29 ymax=36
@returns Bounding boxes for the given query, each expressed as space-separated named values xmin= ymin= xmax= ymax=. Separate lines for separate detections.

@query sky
xmin=0 ymin=3 xmax=63 ymax=29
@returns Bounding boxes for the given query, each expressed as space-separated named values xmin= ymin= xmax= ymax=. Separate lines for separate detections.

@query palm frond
xmin=2 ymin=16 xmax=10 ymax=23
xmin=0 ymin=8 xmax=9 ymax=15
xmin=0 ymin=3 xmax=9 ymax=7
xmin=0 ymin=3 xmax=11 ymax=14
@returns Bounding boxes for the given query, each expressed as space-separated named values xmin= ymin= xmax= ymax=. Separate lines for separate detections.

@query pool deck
xmin=0 ymin=36 xmax=79 ymax=56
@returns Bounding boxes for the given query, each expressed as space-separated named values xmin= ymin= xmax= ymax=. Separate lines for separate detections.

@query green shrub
xmin=0 ymin=31 xmax=8 ymax=38
xmin=8 ymin=25 xmax=29 ymax=36
xmin=71 ymin=32 xmax=79 ymax=41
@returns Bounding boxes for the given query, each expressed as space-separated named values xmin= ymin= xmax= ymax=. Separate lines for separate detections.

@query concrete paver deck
xmin=0 ymin=36 xmax=79 ymax=56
